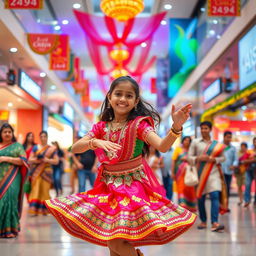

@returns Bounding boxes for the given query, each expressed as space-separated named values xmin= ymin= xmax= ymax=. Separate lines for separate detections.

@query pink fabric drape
xmin=73 ymin=10 xmax=166 ymax=82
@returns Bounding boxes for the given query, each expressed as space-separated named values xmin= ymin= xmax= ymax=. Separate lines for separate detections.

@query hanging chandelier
xmin=100 ymin=0 xmax=144 ymax=22
xmin=110 ymin=48 xmax=129 ymax=62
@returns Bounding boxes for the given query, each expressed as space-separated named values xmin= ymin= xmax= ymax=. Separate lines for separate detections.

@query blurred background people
xmin=72 ymin=149 xmax=97 ymax=193
xmin=243 ymin=137 xmax=256 ymax=207
xmin=172 ymin=136 xmax=197 ymax=212
xmin=160 ymin=148 xmax=173 ymax=200
xmin=235 ymin=142 xmax=250 ymax=205
xmin=28 ymin=131 xmax=59 ymax=215
xmin=52 ymin=141 xmax=64 ymax=197
xmin=0 ymin=123 xmax=28 ymax=238
xmin=68 ymin=136 xmax=80 ymax=194
xmin=221 ymin=131 xmax=238 ymax=208
xmin=147 ymin=146 xmax=164 ymax=185
xmin=23 ymin=132 xmax=36 ymax=159
xmin=188 ymin=121 xmax=226 ymax=232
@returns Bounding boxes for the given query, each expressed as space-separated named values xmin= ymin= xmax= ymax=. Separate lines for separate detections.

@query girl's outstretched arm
xmin=146 ymin=104 xmax=192 ymax=153
xmin=72 ymin=135 xmax=121 ymax=154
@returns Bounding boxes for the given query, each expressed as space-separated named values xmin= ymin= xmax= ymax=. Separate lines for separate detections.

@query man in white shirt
xmin=188 ymin=121 xmax=226 ymax=232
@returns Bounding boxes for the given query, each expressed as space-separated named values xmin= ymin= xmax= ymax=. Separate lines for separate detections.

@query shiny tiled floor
xmin=1 ymin=193 xmax=255 ymax=256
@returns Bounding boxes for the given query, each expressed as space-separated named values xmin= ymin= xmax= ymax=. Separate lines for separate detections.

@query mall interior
xmin=0 ymin=0 xmax=255 ymax=255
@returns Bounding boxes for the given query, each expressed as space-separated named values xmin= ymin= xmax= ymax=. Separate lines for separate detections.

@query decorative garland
xmin=201 ymin=82 xmax=256 ymax=121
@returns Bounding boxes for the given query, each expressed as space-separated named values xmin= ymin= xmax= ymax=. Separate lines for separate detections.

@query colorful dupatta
xmin=174 ymin=150 xmax=197 ymax=212
xmin=0 ymin=142 xmax=28 ymax=237
xmin=196 ymin=141 xmax=228 ymax=214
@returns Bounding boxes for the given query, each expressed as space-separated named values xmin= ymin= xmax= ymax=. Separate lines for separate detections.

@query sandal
xmin=136 ymin=249 xmax=144 ymax=256
xmin=197 ymin=222 xmax=207 ymax=230
xmin=211 ymin=223 xmax=224 ymax=232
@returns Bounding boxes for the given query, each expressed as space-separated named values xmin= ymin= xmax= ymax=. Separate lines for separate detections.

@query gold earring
xmin=107 ymin=102 xmax=111 ymax=109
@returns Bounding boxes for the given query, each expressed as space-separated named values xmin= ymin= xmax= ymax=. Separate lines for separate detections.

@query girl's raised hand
xmin=171 ymin=104 xmax=192 ymax=130
xmin=94 ymin=139 xmax=122 ymax=152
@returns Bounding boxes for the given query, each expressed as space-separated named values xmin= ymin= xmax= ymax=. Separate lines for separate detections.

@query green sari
xmin=0 ymin=142 xmax=28 ymax=238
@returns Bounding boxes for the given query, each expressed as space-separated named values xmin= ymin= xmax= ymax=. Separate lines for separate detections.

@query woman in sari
xmin=0 ymin=123 xmax=28 ymax=238
xmin=171 ymin=136 xmax=197 ymax=212
xmin=45 ymin=76 xmax=196 ymax=256
xmin=235 ymin=142 xmax=250 ymax=205
xmin=28 ymin=131 xmax=58 ymax=215
xmin=23 ymin=132 xmax=36 ymax=159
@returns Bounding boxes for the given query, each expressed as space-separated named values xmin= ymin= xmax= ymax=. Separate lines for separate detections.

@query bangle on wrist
xmin=168 ymin=129 xmax=181 ymax=139
xmin=88 ymin=138 xmax=97 ymax=150
xmin=171 ymin=125 xmax=183 ymax=135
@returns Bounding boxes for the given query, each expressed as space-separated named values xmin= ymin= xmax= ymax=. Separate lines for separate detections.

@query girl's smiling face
xmin=108 ymin=81 xmax=139 ymax=120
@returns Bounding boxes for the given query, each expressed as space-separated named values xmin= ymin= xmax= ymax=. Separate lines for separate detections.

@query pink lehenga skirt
xmin=45 ymin=156 xmax=196 ymax=246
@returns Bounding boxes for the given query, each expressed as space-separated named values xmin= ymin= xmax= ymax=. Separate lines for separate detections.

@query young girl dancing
xmin=45 ymin=76 xmax=196 ymax=256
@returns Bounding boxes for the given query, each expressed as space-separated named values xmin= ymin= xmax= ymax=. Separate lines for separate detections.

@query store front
xmin=0 ymin=69 xmax=43 ymax=143
xmin=201 ymin=23 xmax=256 ymax=146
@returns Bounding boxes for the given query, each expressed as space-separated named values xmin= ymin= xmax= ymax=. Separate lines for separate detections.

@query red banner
xmin=5 ymin=0 xmax=43 ymax=9
xmin=49 ymin=35 xmax=70 ymax=71
xmin=27 ymin=34 xmax=59 ymax=55
xmin=208 ymin=0 xmax=240 ymax=16
xmin=150 ymin=77 xmax=157 ymax=94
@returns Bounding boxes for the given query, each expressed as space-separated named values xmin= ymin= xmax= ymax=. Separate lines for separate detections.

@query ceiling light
xmin=17 ymin=98 xmax=22 ymax=102
xmin=164 ymin=4 xmax=172 ymax=10
xmin=8 ymin=102 xmax=13 ymax=107
xmin=200 ymin=7 xmax=206 ymax=12
xmin=216 ymin=35 xmax=221 ymax=39
xmin=50 ymin=85 xmax=56 ymax=90
xmin=73 ymin=3 xmax=81 ymax=9
xmin=209 ymin=30 xmax=216 ymax=36
xmin=52 ymin=20 xmax=58 ymax=25
xmin=9 ymin=47 xmax=18 ymax=53
xmin=54 ymin=25 xmax=61 ymax=31
xmin=40 ymin=72 xmax=46 ymax=77
xmin=213 ymin=19 xmax=218 ymax=24
xmin=37 ymin=19 xmax=41 ymax=23
xmin=141 ymin=42 xmax=147 ymax=48
xmin=161 ymin=20 xmax=167 ymax=25
xmin=62 ymin=19 xmax=69 ymax=25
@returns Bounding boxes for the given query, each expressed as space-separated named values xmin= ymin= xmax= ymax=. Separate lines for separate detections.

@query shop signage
xmin=27 ymin=34 xmax=59 ymax=55
xmin=239 ymin=25 xmax=256 ymax=90
xmin=78 ymin=122 xmax=87 ymax=137
xmin=203 ymin=78 xmax=222 ymax=103
xmin=208 ymin=0 xmax=240 ymax=16
xmin=62 ymin=102 xmax=74 ymax=122
xmin=18 ymin=70 xmax=41 ymax=101
xmin=5 ymin=0 xmax=43 ymax=9
xmin=49 ymin=35 xmax=70 ymax=71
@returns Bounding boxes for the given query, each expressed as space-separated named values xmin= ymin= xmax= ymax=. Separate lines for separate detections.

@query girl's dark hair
xmin=100 ymin=76 xmax=161 ymax=155
xmin=0 ymin=123 xmax=16 ymax=143
xmin=23 ymin=132 xmax=35 ymax=149
xmin=39 ymin=131 xmax=48 ymax=137
xmin=182 ymin=136 xmax=192 ymax=144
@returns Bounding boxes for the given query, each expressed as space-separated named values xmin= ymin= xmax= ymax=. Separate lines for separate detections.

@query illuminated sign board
xmin=203 ymin=78 xmax=222 ymax=103
xmin=239 ymin=25 xmax=256 ymax=90
xmin=19 ymin=70 xmax=41 ymax=101
xmin=63 ymin=102 xmax=74 ymax=122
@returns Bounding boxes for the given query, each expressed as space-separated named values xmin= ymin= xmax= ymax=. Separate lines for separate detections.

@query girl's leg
xmin=107 ymin=239 xmax=137 ymax=256
xmin=109 ymin=248 xmax=120 ymax=256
